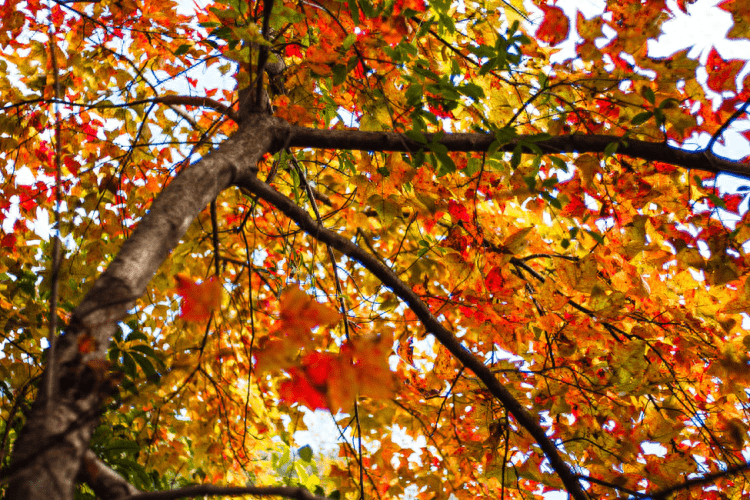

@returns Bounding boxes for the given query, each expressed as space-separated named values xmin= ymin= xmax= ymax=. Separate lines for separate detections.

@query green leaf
xmin=460 ymin=82 xmax=485 ymax=100
xmin=404 ymin=130 xmax=427 ymax=144
xmin=604 ymin=141 xmax=619 ymax=157
xmin=174 ymin=44 xmax=191 ymax=56
xmin=641 ymin=86 xmax=656 ymax=105
xmin=585 ymin=229 xmax=605 ymax=245
xmin=126 ymin=330 xmax=148 ymax=342
xmin=631 ymin=111 xmax=653 ymax=126
xmin=122 ymin=351 xmax=136 ymax=378
xmin=331 ymin=64 xmax=348 ymax=86
xmin=342 ymin=33 xmax=357 ymax=50
xmin=707 ymin=192 xmax=726 ymax=209
xmin=510 ymin=145 xmax=522 ymax=169
xmin=347 ymin=0 xmax=360 ymax=23
xmin=549 ymin=156 xmax=569 ymax=172
xmin=299 ymin=444 xmax=313 ymax=462
xmin=405 ymin=84 xmax=423 ymax=106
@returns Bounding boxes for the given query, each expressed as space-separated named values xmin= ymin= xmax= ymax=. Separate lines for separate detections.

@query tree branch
xmin=236 ymin=174 xmax=590 ymax=500
xmin=78 ymin=450 xmax=141 ymax=500
xmin=287 ymin=126 xmax=749 ymax=177
xmin=123 ymin=485 xmax=328 ymax=500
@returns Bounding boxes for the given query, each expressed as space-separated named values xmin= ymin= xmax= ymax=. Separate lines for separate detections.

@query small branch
xmin=705 ymin=97 xmax=750 ymax=154
xmin=123 ymin=485 xmax=328 ymax=500
xmin=116 ymin=96 xmax=239 ymax=122
xmin=575 ymin=474 xmax=647 ymax=498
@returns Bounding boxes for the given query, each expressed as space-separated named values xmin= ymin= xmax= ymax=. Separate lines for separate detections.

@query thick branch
xmin=236 ymin=175 xmax=589 ymax=500
xmin=78 ymin=450 xmax=141 ymax=500
xmin=287 ymin=127 xmax=749 ymax=177
xmin=123 ymin=485 xmax=327 ymax=500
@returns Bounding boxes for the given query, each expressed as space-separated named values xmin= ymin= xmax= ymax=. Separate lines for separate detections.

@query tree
xmin=1 ymin=0 xmax=750 ymax=498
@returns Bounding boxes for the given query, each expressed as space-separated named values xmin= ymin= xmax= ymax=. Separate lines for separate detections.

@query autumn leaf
xmin=272 ymin=335 xmax=394 ymax=413
xmin=536 ymin=4 xmax=570 ymax=46
xmin=278 ymin=286 xmax=340 ymax=333
xmin=279 ymin=367 xmax=329 ymax=410
xmin=706 ymin=48 xmax=744 ymax=93
xmin=174 ymin=274 xmax=223 ymax=322
xmin=724 ymin=193 xmax=744 ymax=213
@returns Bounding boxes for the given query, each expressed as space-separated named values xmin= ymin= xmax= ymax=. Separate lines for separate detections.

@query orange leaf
xmin=536 ymin=4 xmax=570 ymax=46
xmin=278 ymin=286 xmax=339 ymax=333
xmin=174 ymin=274 xmax=223 ymax=322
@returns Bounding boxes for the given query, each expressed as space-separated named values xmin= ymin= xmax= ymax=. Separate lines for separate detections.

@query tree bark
xmin=287 ymin=126 xmax=748 ymax=176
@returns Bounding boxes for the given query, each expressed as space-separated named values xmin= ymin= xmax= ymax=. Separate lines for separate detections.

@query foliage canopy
xmin=2 ymin=0 xmax=750 ymax=499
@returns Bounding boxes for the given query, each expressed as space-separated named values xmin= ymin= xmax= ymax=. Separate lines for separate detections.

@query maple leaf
xmin=279 ymin=368 xmax=328 ymax=410
xmin=447 ymin=199 xmax=471 ymax=223
xmin=174 ymin=274 xmax=223 ymax=322
xmin=706 ymin=48 xmax=744 ymax=93
xmin=723 ymin=193 xmax=744 ymax=213
xmin=485 ymin=266 xmax=505 ymax=292
xmin=278 ymin=286 xmax=339 ymax=334
xmin=536 ymin=4 xmax=570 ymax=46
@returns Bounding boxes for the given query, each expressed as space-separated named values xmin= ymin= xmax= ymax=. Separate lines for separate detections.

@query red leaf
xmin=485 ymin=266 xmax=505 ymax=293
xmin=175 ymin=275 xmax=223 ymax=322
xmin=302 ymin=351 xmax=336 ymax=386
xmin=285 ymin=44 xmax=302 ymax=58
xmin=724 ymin=193 xmax=745 ymax=213
xmin=560 ymin=194 xmax=590 ymax=218
xmin=448 ymin=200 xmax=471 ymax=223
xmin=706 ymin=48 xmax=744 ymax=93
xmin=536 ymin=4 xmax=570 ymax=46
xmin=279 ymin=368 xmax=328 ymax=410
xmin=1 ymin=233 xmax=16 ymax=249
